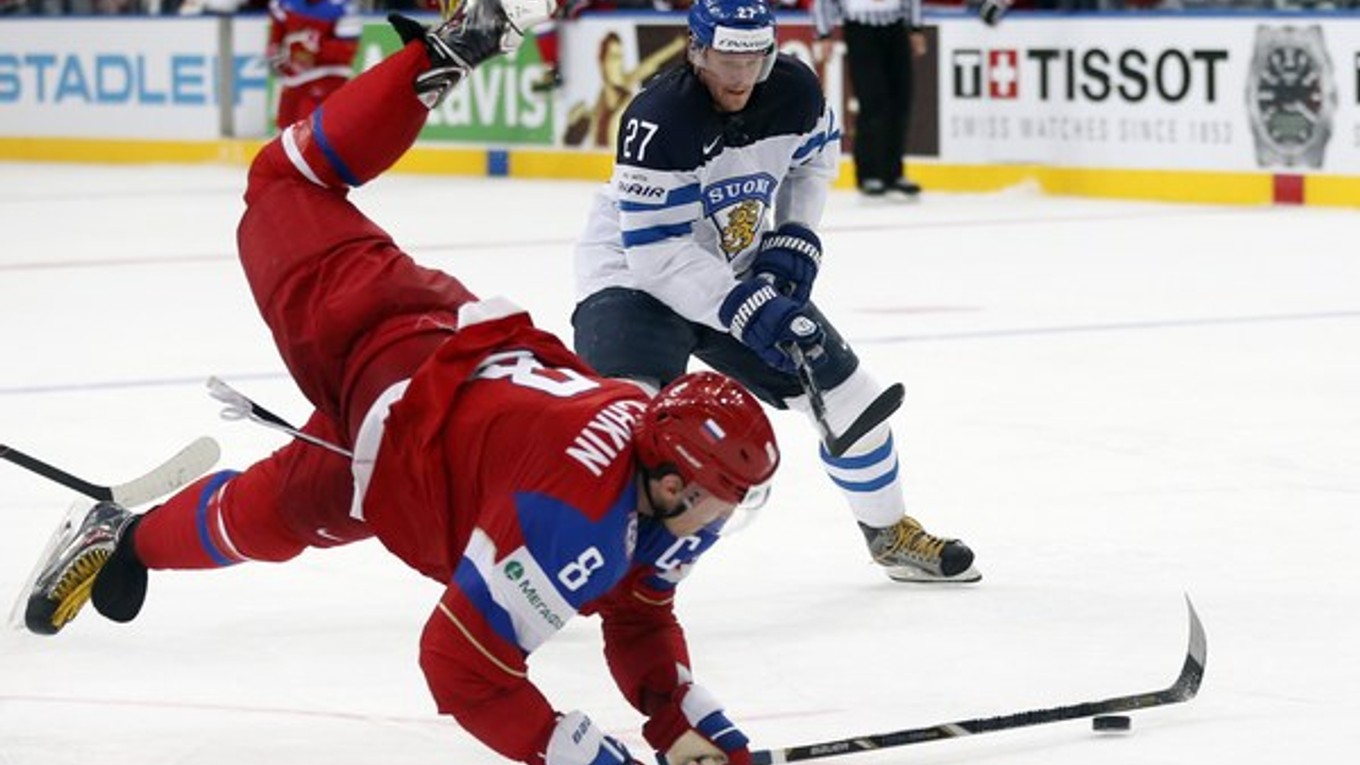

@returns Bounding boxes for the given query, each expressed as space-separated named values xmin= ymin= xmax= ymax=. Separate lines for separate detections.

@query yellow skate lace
xmin=880 ymin=517 xmax=946 ymax=564
xmin=49 ymin=549 xmax=109 ymax=630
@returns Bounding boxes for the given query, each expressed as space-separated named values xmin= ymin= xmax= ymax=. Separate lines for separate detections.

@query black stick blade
xmin=826 ymin=383 xmax=904 ymax=457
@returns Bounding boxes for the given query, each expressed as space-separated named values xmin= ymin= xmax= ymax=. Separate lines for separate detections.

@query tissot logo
xmin=952 ymin=49 xmax=1021 ymax=99
xmin=989 ymin=49 xmax=1020 ymax=99
xmin=952 ymin=46 xmax=1229 ymax=104
xmin=952 ymin=50 xmax=982 ymax=98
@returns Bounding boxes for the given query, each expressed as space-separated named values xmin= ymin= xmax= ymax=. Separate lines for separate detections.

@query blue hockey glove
xmin=753 ymin=223 xmax=821 ymax=304
xmin=720 ymin=281 xmax=825 ymax=374
xmin=643 ymin=683 xmax=752 ymax=765
xmin=547 ymin=711 xmax=642 ymax=765
xmin=979 ymin=0 xmax=1010 ymax=26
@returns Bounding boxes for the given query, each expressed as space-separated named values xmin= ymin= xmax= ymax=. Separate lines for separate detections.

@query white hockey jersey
xmin=573 ymin=55 xmax=841 ymax=331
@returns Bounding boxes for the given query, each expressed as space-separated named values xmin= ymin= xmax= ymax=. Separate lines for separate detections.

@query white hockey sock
xmin=788 ymin=368 xmax=907 ymax=528
xmin=819 ymin=423 xmax=904 ymax=528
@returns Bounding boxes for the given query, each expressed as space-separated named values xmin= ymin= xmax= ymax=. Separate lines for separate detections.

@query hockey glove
xmin=265 ymin=43 xmax=308 ymax=79
xmin=720 ymin=280 xmax=825 ymax=375
xmin=643 ymin=683 xmax=752 ymax=765
xmin=979 ymin=0 xmax=1010 ymax=26
xmin=547 ymin=711 xmax=641 ymax=765
xmin=753 ymin=223 xmax=821 ymax=305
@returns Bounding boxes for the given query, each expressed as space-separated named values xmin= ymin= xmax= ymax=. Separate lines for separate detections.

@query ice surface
xmin=2 ymin=162 xmax=1357 ymax=765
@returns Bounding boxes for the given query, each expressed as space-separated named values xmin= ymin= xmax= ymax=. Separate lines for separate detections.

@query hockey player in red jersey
xmin=266 ymin=0 xmax=361 ymax=130
xmin=22 ymin=6 xmax=779 ymax=765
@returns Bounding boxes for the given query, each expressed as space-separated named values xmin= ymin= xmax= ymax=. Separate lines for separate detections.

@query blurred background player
xmin=23 ymin=5 xmax=780 ymax=765
xmin=266 ymin=0 xmax=361 ymax=130
xmin=528 ymin=0 xmax=595 ymax=92
xmin=571 ymin=0 xmax=979 ymax=583
xmin=811 ymin=0 xmax=925 ymax=197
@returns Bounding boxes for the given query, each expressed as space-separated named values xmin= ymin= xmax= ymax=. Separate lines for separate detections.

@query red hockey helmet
xmin=633 ymin=371 xmax=780 ymax=503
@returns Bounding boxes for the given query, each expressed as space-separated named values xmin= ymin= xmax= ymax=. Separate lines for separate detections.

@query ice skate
xmin=862 ymin=517 xmax=981 ymax=584
xmin=22 ymin=500 xmax=135 ymax=635
xmin=436 ymin=0 xmax=555 ymax=39
xmin=435 ymin=0 xmax=555 ymax=61
xmin=393 ymin=0 xmax=554 ymax=108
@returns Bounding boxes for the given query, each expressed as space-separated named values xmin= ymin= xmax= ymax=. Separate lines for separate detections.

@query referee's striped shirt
xmin=811 ymin=0 xmax=923 ymax=38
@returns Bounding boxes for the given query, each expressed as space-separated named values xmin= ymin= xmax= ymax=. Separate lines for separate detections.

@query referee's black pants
xmin=843 ymin=20 xmax=914 ymax=188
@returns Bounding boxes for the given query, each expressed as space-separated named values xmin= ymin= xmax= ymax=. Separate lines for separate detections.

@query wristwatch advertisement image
xmin=1246 ymin=24 xmax=1338 ymax=170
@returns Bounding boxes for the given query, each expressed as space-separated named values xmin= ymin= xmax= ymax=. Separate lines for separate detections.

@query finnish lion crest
xmin=719 ymin=199 xmax=763 ymax=256
xmin=704 ymin=172 xmax=776 ymax=260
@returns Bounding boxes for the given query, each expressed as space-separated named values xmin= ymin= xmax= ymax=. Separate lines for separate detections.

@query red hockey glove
xmin=643 ymin=684 xmax=752 ymax=765
xmin=265 ymin=43 xmax=292 ymax=77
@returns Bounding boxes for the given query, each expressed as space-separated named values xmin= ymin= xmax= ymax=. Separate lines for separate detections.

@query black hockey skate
xmin=23 ymin=501 xmax=142 ymax=635
xmin=23 ymin=501 xmax=130 ymax=634
xmin=391 ymin=0 xmax=554 ymax=108
xmin=861 ymin=517 xmax=981 ymax=583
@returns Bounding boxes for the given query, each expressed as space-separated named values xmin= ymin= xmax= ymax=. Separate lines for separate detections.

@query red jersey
xmin=132 ymin=43 xmax=731 ymax=765
xmin=364 ymin=308 xmax=720 ymax=764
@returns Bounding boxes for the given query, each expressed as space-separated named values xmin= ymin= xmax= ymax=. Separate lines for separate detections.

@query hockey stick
xmin=0 ymin=436 xmax=221 ymax=508
xmin=751 ymin=595 xmax=1207 ymax=764
xmin=785 ymin=344 xmax=904 ymax=458
xmin=207 ymin=377 xmax=353 ymax=458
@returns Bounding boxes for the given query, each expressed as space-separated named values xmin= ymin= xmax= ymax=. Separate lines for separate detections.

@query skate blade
xmin=884 ymin=564 xmax=983 ymax=585
xmin=7 ymin=500 xmax=94 ymax=632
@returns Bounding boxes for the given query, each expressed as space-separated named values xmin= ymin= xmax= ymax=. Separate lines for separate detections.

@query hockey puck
xmin=1092 ymin=715 xmax=1132 ymax=733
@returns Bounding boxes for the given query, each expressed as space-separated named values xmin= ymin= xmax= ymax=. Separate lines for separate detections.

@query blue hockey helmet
xmin=688 ymin=0 xmax=778 ymax=82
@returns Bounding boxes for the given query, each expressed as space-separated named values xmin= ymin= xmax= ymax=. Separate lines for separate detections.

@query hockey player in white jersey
xmin=572 ymin=0 xmax=979 ymax=583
